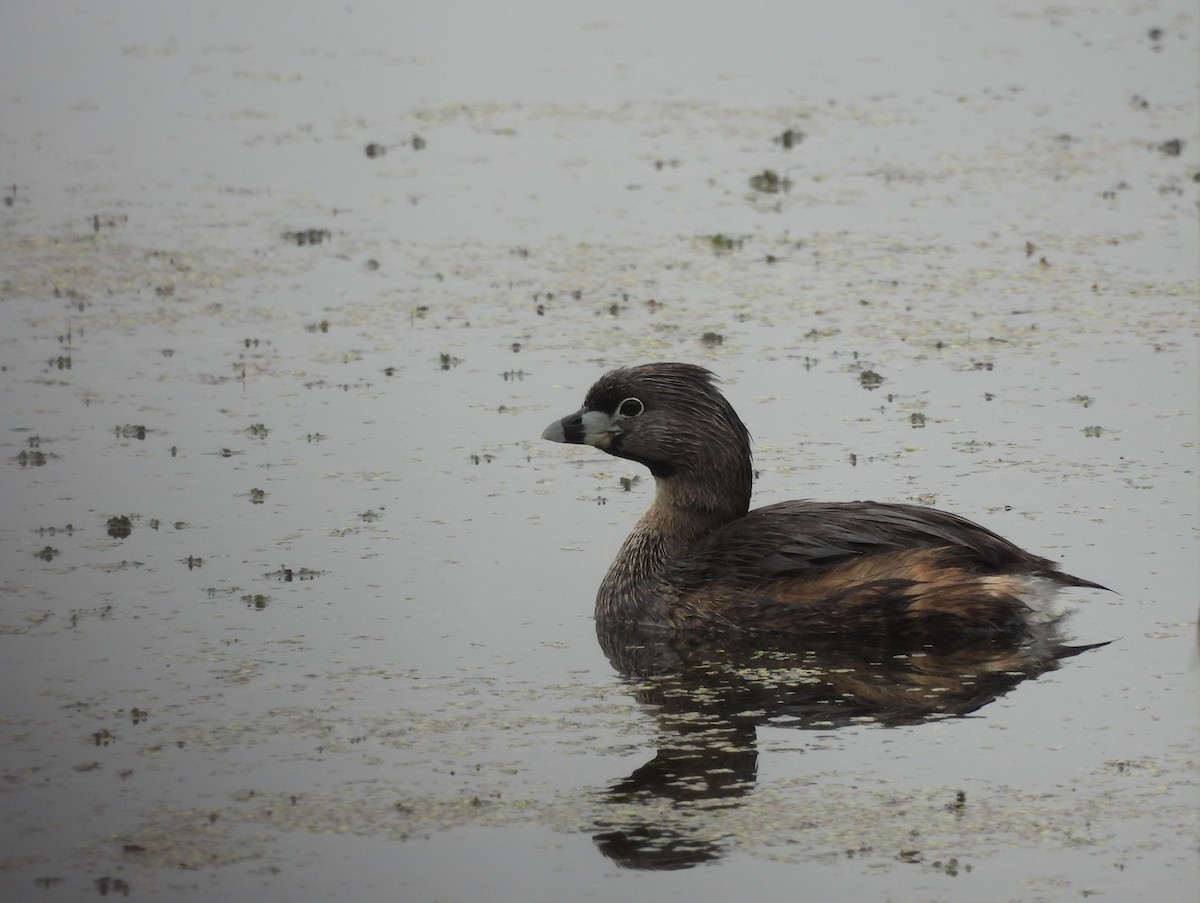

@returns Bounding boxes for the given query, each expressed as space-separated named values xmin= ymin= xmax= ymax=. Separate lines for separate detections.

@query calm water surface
xmin=1 ymin=2 xmax=1197 ymax=901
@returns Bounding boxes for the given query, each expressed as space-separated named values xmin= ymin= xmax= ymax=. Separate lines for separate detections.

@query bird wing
xmin=673 ymin=500 xmax=1068 ymax=585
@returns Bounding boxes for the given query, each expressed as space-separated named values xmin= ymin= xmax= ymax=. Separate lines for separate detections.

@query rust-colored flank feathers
xmin=542 ymin=363 xmax=1106 ymax=646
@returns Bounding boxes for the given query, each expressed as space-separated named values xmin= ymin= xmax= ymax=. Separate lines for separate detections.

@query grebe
xmin=542 ymin=363 xmax=1105 ymax=645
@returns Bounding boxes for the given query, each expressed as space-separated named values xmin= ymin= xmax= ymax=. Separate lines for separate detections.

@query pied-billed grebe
xmin=542 ymin=362 xmax=1106 ymax=644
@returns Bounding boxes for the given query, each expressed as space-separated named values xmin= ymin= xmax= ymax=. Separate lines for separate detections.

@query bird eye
xmin=617 ymin=397 xmax=644 ymax=418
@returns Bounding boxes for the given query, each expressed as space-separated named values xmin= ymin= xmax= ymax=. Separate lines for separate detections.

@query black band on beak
xmin=542 ymin=409 xmax=586 ymax=444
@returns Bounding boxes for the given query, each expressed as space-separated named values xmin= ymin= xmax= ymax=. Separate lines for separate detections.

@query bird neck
xmin=596 ymin=470 xmax=750 ymax=623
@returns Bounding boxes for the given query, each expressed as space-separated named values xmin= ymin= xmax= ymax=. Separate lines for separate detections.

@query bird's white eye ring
xmin=617 ymin=397 xmax=644 ymax=418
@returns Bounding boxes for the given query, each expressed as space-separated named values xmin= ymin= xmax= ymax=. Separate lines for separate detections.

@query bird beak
xmin=542 ymin=408 xmax=585 ymax=444
xmin=542 ymin=409 xmax=615 ymax=447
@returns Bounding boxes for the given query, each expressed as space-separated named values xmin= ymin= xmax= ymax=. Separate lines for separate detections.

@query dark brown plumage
xmin=542 ymin=362 xmax=1106 ymax=646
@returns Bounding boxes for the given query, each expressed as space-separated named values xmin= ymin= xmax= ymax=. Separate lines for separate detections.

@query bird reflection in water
xmin=590 ymin=621 xmax=1105 ymax=870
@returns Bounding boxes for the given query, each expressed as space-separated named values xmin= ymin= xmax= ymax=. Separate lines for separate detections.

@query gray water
xmin=1 ymin=2 xmax=1197 ymax=901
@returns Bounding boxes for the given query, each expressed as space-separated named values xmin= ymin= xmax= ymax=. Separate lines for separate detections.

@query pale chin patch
xmin=581 ymin=410 xmax=618 ymax=449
